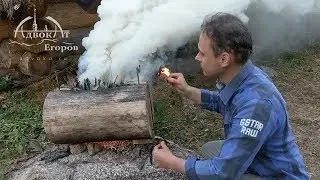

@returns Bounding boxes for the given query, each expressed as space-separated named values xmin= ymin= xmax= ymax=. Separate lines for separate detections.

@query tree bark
xmin=43 ymin=83 xmax=155 ymax=144
xmin=19 ymin=51 xmax=51 ymax=76
xmin=0 ymin=20 xmax=11 ymax=42
xmin=45 ymin=2 xmax=99 ymax=30
xmin=0 ymin=39 xmax=23 ymax=69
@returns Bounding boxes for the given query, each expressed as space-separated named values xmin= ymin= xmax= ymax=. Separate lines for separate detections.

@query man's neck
xmin=218 ymin=63 xmax=244 ymax=85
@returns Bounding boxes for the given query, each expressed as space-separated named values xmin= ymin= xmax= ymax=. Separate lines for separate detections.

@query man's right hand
xmin=167 ymin=73 xmax=201 ymax=104
xmin=167 ymin=73 xmax=190 ymax=94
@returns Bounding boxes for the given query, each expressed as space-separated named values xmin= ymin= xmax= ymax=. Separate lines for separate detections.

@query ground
xmin=0 ymin=43 xmax=319 ymax=179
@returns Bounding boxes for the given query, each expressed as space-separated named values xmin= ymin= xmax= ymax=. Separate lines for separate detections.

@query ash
xmin=7 ymin=143 xmax=195 ymax=180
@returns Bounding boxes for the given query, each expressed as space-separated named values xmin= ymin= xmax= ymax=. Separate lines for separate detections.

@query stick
xmin=113 ymin=75 xmax=118 ymax=84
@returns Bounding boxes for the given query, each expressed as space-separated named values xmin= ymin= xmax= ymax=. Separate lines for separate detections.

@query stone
xmin=69 ymin=144 xmax=86 ymax=154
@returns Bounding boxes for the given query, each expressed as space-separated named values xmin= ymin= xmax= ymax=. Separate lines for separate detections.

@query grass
xmin=257 ymin=42 xmax=320 ymax=72
xmin=0 ymin=93 xmax=48 ymax=179
xmin=152 ymin=80 xmax=223 ymax=152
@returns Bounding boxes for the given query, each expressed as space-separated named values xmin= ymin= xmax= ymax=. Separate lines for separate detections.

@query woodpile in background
xmin=0 ymin=0 xmax=99 ymax=83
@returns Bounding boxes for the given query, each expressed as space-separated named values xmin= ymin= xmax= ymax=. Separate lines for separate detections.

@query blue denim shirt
xmin=185 ymin=60 xmax=310 ymax=180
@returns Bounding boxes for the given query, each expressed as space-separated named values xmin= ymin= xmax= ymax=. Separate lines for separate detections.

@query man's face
xmin=195 ymin=33 xmax=225 ymax=78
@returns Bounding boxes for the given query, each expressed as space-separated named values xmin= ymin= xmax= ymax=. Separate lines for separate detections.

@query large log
xmin=18 ymin=51 xmax=51 ymax=76
xmin=0 ymin=20 xmax=11 ymax=42
xmin=45 ymin=2 xmax=99 ymax=30
xmin=43 ymin=84 xmax=155 ymax=144
xmin=0 ymin=39 xmax=23 ymax=69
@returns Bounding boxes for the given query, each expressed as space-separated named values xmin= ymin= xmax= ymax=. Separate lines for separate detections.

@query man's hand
xmin=152 ymin=141 xmax=186 ymax=173
xmin=167 ymin=73 xmax=190 ymax=94
xmin=167 ymin=73 xmax=202 ymax=104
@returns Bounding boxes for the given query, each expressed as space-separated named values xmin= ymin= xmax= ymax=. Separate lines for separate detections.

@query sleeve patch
xmin=240 ymin=118 xmax=264 ymax=138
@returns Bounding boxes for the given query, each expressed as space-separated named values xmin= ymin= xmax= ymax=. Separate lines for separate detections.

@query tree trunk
xmin=0 ymin=39 xmax=23 ymax=69
xmin=43 ymin=83 xmax=155 ymax=144
xmin=19 ymin=51 xmax=51 ymax=76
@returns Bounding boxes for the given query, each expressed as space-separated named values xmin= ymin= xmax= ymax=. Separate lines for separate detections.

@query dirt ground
xmin=272 ymin=54 xmax=320 ymax=178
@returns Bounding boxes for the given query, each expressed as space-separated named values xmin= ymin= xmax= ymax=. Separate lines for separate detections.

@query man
xmin=152 ymin=12 xmax=310 ymax=180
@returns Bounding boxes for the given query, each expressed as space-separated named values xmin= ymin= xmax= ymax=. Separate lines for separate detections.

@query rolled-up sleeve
xmin=185 ymin=156 xmax=199 ymax=179
xmin=185 ymin=99 xmax=277 ymax=179
xmin=200 ymin=89 xmax=221 ymax=113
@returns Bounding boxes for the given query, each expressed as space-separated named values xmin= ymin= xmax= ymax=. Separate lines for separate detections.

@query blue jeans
xmin=201 ymin=140 xmax=262 ymax=180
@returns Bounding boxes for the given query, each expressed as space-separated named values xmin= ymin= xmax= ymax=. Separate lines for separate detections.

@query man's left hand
xmin=152 ymin=141 xmax=186 ymax=173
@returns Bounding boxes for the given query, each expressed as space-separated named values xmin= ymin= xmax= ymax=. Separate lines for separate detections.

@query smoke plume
xmin=78 ymin=0 xmax=320 ymax=84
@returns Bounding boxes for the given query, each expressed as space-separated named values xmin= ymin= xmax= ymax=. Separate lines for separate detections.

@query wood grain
xmin=43 ymin=84 xmax=155 ymax=144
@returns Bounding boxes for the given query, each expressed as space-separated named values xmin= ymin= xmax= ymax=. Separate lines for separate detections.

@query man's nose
xmin=195 ymin=52 xmax=201 ymax=62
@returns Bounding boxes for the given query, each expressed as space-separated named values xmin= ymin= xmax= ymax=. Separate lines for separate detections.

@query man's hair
xmin=201 ymin=12 xmax=253 ymax=64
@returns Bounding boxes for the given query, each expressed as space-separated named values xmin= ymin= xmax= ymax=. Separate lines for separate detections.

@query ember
xmin=94 ymin=140 xmax=131 ymax=150
xmin=158 ymin=66 xmax=171 ymax=80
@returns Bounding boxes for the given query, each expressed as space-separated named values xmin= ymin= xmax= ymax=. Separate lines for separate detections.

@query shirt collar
xmin=219 ymin=60 xmax=254 ymax=105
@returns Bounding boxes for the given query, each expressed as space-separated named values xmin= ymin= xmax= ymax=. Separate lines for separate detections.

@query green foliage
xmin=0 ymin=76 xmax=14 ymax=92
xmin=0 ymin=96 xmax=48 ymax=179
xmin=280 ymin=51 xmax=306 ymax=69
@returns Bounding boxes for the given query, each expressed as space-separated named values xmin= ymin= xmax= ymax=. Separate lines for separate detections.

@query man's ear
xmin=221 ymin=52 xmax=231 ymax=68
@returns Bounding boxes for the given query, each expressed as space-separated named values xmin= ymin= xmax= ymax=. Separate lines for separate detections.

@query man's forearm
xmin=184 ymin=85 xmax=201 ymax=104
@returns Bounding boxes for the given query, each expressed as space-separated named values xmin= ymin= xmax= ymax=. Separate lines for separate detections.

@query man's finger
xmin=153 ymin=144 xmax=162 ymax=154
xmin=167 ymin=77 xmax=178 ymax=84
xmin=160 ymin=141 xmax=169 ymax=150
xmin=154 ymin=143 xmax=162 ymax=149
xmin=169 ymin=73 xmax=182 ymax=78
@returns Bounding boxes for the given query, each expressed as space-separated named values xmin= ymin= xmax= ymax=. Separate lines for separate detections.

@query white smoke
xmin=78 ymin=0 xmax=319 ymax=84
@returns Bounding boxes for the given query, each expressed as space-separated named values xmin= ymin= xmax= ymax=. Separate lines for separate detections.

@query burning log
xmin=43 ymin=83 xmax=155 ymax=144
